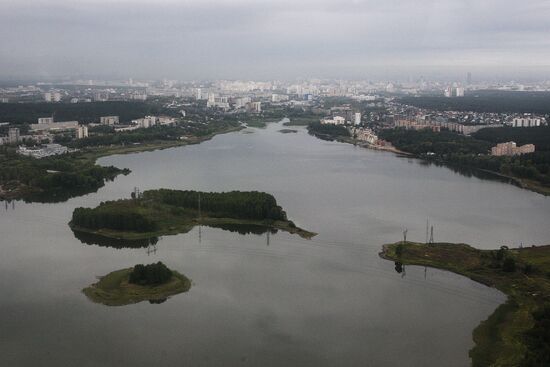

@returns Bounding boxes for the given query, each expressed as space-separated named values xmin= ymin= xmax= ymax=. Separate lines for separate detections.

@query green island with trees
xmin=70 ymin=189 xmax=316 ymax=240
xmin=83 ymin=262 xmax=191 ymax=306
xmin=380 ymin=241 xmax=550 ymax=367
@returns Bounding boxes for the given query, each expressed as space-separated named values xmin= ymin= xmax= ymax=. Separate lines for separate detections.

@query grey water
xmin=2 ymin=121 xmax=549 ymax=366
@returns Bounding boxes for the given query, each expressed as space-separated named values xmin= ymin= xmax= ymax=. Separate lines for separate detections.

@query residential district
xmin=1 ymin=77 xmax=548 ymax=159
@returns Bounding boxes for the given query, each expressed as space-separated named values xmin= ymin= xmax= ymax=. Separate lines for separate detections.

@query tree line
xmin=143 ymin=189 xmax=288 ymax=221
xmin=71 ymin=204 xmax=157 ymax=232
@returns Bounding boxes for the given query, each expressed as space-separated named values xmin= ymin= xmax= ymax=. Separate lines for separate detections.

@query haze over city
xmin=1 ymin=0 xmax=550 ymax=80
xmin=2 ymin=1 xmax=550 ymax=367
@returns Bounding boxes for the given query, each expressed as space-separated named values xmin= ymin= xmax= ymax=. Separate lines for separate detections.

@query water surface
xmin=2 ymin=122 xmax=549 ymax=366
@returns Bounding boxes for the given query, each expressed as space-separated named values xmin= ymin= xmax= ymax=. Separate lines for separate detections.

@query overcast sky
xmin=1 ymin=0 xmax=549 ymax=80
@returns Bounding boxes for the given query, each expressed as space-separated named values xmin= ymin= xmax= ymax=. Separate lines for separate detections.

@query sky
xmin=0 ymin=0 xmax=549 ymax=81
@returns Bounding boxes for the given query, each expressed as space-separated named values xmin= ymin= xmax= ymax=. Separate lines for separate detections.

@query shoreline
xmin=0 ymin=125 xmax=244 ymax=202
xmin=379 ymin=241 xmax=550 ymax=366
xmin=70 ymin=216 xmax=316 ymax=241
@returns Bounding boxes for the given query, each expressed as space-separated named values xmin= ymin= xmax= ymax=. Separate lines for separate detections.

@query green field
xmin=380 ymin=242 xmax=550 ymax=366
xmin=83 ymin=267 xmax=191 ymax=306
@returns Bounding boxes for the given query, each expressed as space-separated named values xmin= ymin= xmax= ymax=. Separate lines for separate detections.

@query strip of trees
xmin=143 ymin=189 xmax=288 ymax=221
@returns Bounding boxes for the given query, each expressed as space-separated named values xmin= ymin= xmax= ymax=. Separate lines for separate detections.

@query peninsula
xmin=70 ymin=189 xmax=316 ymax=240
xmin=83 ymin=262 xmax=191 ymax=306
xmin=380 ymin=241 xmax=550 ymax=367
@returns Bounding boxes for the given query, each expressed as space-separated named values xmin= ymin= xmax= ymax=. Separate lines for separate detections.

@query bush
xmin=129 ymin=262 xmax=173 ymax=285
xmin=502 ymin=257 xmax=516 ymax=272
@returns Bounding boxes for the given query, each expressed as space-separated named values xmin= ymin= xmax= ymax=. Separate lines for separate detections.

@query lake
xmin=2 ymin=121 xmax=549 ymax=366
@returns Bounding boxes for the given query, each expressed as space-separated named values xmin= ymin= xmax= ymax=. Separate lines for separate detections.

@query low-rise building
xmin=100 ymin=116 xmax=119 ymax=125
xmin=321 ymin=116 xmax=346 ymax=125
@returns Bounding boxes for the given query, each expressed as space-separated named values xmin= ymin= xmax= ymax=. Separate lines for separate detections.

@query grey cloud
xmin=0 ymin=0 xmax=549 ymax=80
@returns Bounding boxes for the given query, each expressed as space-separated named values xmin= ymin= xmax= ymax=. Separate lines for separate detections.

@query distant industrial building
xmin=38 ymin=117 xmax=54 ymax=124
xmin=491 ymin=142 xmax=535 ymax=156
xmin=321 ymin=116 xmax=346 ymax=125
xmin=17 ymin=144 xmax=70 ymax=159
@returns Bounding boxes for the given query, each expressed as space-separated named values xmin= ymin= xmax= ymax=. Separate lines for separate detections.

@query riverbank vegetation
xmin=0 ymin=122 xmax=241 ymax=202
xmin=307 ymin=121 xmax=350 ymax=140
xmin=378 ymin=128 xmax=550 ymax=195
xmin=380 ymin=242 xmax=550 ymax=367
xmin=0 ymin=145 xmax=128 ymax=202
xmin=70 ymin=189 xmax=316 ymax=240
xmin=83 ymin=262 xmax=191 ymax=306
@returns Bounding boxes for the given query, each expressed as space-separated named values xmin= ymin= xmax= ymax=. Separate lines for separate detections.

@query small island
xmin=278 ymin=129 xmax=298 ymax=134
xmin=70 ymin=189 xmax=316 ymax=240
xmin=380 ymin=241 xmax=550 ymax=367
xmin=83 ymin=262 xmax=191 ymax=306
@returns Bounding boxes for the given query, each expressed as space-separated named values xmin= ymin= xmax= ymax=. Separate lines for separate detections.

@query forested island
xmin=83 ymin=262 xmax=191 ymax=306
xmin=70 ymin=189 xmax=316 ymax=240
xmin=380 ymin=242 xmax=550 ymax=367
xmin=379 ymin=127 xmax=550 ymax=195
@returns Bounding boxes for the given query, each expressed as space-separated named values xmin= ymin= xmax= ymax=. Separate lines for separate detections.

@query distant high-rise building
xmin=77 ymin=125 xmax=89 ymax=139
xmin=196 ymin=88 xmax=202 ymax=100
xmin=354 ymin=112 xmax=361 ymax=125
xmin=467 ymin=72 xmax=472 ymax=85
xmin=8 ymin=127 xmax=20 ymax=144
xmin=44 ymin=92 xmax=52 ymax=102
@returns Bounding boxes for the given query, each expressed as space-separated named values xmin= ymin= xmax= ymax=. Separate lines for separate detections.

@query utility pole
xmin=403 ymin=228 xmax=408 ymax=243
xmin=426 ymin=218 xmax=429 ymax=244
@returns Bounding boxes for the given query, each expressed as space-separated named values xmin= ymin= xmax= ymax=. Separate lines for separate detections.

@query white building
xmin=321 ymin=116 xmax=346 ymax=125
xmin=354 ymin=112 xmax=361 ymax=125
xmin=512 ymin=117 xmax=542 ymax=127
xmin=38 ymin=117 xmax=54 ymax=124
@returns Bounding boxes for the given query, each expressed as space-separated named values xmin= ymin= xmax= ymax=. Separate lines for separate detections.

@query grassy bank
xmin=83 ymin=267 xmax=191 ymax=306
xmin=380 ymin=241 xmax=550 ymax=366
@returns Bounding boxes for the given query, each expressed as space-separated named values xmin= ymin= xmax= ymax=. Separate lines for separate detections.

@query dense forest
xmin=0 ymin=145 xmax=128 ymax=202
xmin=142 ymin=189 xmax=288 ymax=221
xmin=129 ymin=262 xmax=173 ymax=286
xmin=0 ymin=101 xmax=159 ymax=124
xmin=399 ymin=91 xmax=550 ymax=114
xmin=379 ymin=128 xmax=550 ymax=187
xmin=473 ymin=126 xmax=550 ymax=151
xmin=72 ymin=203 xmax=158 ymax=232
xmin=307 ymin=121 xmax=350 ymax=138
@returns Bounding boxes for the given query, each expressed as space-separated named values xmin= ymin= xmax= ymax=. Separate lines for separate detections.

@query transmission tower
xmin=429 ymin=225 xmax=434 ymax=245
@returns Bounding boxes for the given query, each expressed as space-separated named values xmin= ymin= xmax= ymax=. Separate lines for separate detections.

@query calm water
xmin=2 ymin=122 xmax=549 ymax=366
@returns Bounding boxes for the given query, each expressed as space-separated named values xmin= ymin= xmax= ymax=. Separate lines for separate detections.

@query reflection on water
xmin=207 ymin=223 xmax=277 ymax=236
xmin=149 ymin=298 xmax=167 ymax=304
xmin=72 ymin=230 xmax=159 ymax=249
xmin=72 ymin=223 xmax=277 ymax=250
